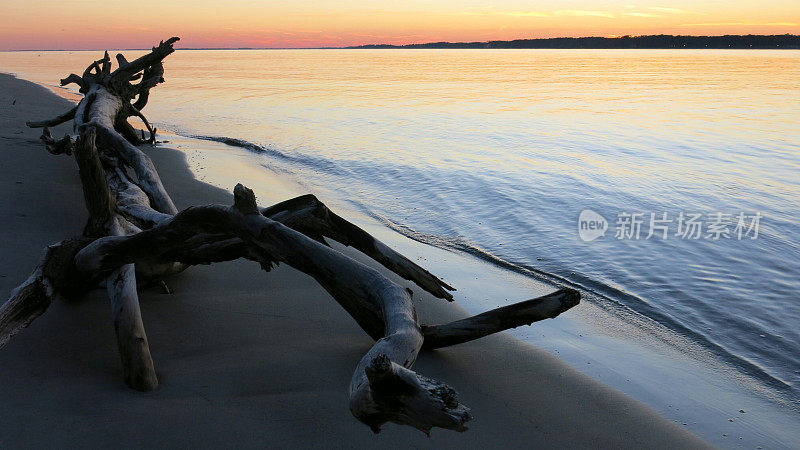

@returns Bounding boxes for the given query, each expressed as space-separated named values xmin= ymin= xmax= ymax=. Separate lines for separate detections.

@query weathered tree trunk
xmin=0 ymin=38 xmax=580 ymax=435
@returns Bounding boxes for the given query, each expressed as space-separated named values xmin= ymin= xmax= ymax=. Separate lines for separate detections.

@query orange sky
xmin=1 ymin=1 xmax=797 ymax=50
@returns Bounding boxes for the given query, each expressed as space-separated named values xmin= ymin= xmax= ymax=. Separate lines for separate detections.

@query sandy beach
xmin=0 ymin=73 xmax=709 ymax=448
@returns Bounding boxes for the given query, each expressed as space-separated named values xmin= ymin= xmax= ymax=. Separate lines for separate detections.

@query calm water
xmin=3 ymin=49 xmax=799 ymax=404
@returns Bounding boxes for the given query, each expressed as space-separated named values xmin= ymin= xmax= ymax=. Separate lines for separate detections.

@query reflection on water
xmin=3 ymin=48 xmax=799 ymax=402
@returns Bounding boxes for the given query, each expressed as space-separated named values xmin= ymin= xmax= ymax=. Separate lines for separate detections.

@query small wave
xmin=188 ymin=134 xmax=287 ymax=159
xmin=187 ymin=133 xmax=353 ymax=179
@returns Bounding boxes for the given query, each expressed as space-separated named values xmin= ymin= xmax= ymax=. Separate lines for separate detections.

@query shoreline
xmin=162 ymin=121 xmax=800 ymax=447
xmin=0 ymin=74 xmax=713 ymax=447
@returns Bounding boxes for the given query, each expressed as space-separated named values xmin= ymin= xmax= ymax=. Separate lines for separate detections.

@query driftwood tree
xmin=1 ymin=38 xmax=580 ymax=435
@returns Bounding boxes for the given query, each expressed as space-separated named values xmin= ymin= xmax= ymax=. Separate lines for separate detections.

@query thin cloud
xmin=465 ymin=9 xmax=615 ymax=19
xmin=624 ymin=12 xmax=660 ymax=18
xmin=649 ymin=7 xmax=690 ymax=14
xmin=555 ymin=10 xmax=616 ymax=18
xmin=649 ymin=7 xmax=707 ymax=16
xmin=681 ymin=22 xmax=797 ymax=27
xmin=503 ymin=11 xmax=551 ymax=17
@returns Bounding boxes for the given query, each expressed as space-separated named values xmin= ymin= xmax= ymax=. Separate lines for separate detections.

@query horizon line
xmin=3 ymin=33 xmax=797 ymax=52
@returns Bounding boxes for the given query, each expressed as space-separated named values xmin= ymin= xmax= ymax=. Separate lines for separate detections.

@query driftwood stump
xmin=0 ymin=38 xmax=580 ymax=434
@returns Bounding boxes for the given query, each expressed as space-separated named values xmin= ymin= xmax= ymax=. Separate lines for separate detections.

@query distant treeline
xmin=349 ymin=34 xmax=800 ymax=49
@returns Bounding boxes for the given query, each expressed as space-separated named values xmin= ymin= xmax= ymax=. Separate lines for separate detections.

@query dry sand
xmin=0 ymin=73 xmax=710 ymax=448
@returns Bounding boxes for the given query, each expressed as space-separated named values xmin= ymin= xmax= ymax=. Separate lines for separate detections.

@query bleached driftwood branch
xmin=1 ymin=37 xmax=579 ymax=434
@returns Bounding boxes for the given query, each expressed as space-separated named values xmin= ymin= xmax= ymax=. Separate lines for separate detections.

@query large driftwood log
xmin=1 ymin=38 xmax=580 ymax=434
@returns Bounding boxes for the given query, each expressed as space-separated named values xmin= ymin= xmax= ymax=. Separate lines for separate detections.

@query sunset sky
xmin=1 ymin=1 xmax=797 ymax=50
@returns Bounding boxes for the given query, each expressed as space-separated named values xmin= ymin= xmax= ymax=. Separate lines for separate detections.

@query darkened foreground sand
xmin=0 ymin=73 xmax=709 ymax=448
